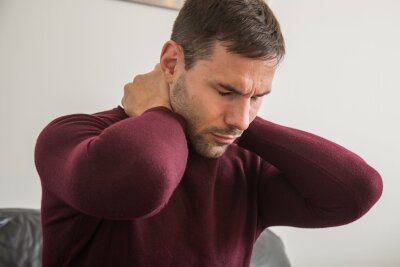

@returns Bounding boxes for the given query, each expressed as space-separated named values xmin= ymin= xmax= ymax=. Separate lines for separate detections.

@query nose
xmin=224 ymin=100 xmax=251 ymax=131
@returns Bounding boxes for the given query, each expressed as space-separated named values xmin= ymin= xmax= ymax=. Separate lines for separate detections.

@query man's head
xmin=160 ymin=0 xmax=284 ymax=158
xmin=171 ymin=0 xmax=285 ymax=70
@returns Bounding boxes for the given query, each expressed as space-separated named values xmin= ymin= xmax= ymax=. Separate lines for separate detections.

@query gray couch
xmin=0 ymin=209 xmax=42 ymax=267
xmin=0 ymin=208 xmax=290 ymax=267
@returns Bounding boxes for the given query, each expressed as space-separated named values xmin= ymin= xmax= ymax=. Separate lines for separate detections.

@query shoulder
xmin=91 ymin=106 xmax=129 ymax=124
xmin=36 ymin=106 xmax=128 ymax=145
xmin=45 ymin=106 xmax=127 ymax=129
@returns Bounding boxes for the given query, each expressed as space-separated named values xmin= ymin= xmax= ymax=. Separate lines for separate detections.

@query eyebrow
xmin=215 ymin=82 xmax=271 ymax=97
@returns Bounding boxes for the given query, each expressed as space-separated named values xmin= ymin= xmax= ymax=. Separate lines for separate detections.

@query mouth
xmin=210 ymin=133 xmax=239 ymax=145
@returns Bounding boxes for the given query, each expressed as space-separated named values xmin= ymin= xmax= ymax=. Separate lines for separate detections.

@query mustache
xmin=206 ymin=126 xmax=243 ymax=137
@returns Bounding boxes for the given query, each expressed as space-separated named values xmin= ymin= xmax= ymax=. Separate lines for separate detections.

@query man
xmin=34 ymin=0 xmax=383 ymax=266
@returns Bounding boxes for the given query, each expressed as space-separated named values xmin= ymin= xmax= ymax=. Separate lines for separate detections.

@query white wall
xmin=1 ymin=0 xmax=399 ymax=266
xmin=268 ymin=1 xmax=400 ymax=266
xmin=0 ymin=0 xmax=177 ymax=206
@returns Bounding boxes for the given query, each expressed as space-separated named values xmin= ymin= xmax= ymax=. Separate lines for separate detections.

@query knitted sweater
xmin=34 ymin=106 xmax=382 ymax=266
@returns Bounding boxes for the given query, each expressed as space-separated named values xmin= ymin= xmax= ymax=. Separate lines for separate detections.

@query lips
xmin=211 ymin=133 xmax=238 ymax=144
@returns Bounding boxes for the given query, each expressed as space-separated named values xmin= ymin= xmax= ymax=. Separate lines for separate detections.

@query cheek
xmin=194 ymin=90 xmax=224 ymax=117
xmin=199 ymin=101 xmax=225 ymax=127
xmin=250 ymin=102 xmax=262 ymax=120
xmin=187 ymin=92 xmax=218 ymax=128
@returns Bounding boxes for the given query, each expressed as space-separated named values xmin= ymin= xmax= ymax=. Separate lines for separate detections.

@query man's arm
xmin=238 ymin=117 xmax=383 ymax=228
xmin=35 ymin=107 xmax=188 ymax=220
xmin=35 ymin=66 xmax=188 ymax=220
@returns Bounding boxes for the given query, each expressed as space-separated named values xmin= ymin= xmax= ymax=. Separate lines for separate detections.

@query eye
xmin=218 ymin=91 xmax=232 ymax=97
xmin=251 ymin=96 xmax=260 ymax=101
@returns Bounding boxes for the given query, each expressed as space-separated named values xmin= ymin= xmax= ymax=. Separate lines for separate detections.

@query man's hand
xmin=122 ymin=64 xmax=172 ymax=117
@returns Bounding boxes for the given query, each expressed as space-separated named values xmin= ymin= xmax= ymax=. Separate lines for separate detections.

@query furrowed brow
xmin=255 ymin=90 xmax=271 ymax=97
xmin=217 ymin=83 xmax=243 ymax=95
xmin=217 ymin=82 xmax=271 ymax=97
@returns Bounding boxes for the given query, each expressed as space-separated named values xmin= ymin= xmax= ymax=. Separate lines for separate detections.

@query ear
xmin=160 ymin=40 xmax=184 ymax=85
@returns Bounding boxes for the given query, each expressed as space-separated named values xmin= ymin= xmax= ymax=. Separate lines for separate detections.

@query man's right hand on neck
xmin=121 ymin=64 xmax=172 ymax=117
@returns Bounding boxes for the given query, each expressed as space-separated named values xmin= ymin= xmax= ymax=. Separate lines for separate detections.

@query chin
xmin=188 ymin=131 xmax=230 ymax=158
xmin=194 ymin=143 xmax=229 ymax=159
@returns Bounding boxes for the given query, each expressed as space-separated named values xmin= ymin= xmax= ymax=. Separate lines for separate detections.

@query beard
xmin=170 ymin=74 xmax=242 ymax=158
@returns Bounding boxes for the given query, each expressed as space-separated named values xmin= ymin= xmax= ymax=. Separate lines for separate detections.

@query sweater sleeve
xmin=34 ymin=106 xmax=188 ymax=220
xmin=237 ymin=117 xmax=383 ymax=228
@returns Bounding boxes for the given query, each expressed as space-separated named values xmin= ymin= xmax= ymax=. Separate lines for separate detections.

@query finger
xmin=122 ymin=83 xmax=131 ymax=107
xmin=124 ymin=83 xmax=131 ymax=93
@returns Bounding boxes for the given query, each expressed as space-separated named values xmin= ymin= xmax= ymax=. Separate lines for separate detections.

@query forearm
xmin=238 ymin=117 xmax=383 ymax=227
xmin=35 ymin=107 xmax=188 ymax=220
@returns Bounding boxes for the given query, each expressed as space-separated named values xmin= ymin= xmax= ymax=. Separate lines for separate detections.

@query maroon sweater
xmin=34 ymin=106 xmax=382 ymax=266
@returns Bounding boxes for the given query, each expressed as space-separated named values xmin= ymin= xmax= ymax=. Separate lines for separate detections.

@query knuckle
xmin=133 ymin=74 xmax=143 ymax=82
xmin=123 ymin=84 xmax=130 ymax=93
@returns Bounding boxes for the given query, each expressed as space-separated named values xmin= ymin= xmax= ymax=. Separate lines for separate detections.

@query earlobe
xmin=160 ymin=40 xmax=182 ymax=84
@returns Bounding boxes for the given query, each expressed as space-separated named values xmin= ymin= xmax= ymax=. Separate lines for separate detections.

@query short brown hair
xmin=171 ymin=0 xmax=285 ymax=70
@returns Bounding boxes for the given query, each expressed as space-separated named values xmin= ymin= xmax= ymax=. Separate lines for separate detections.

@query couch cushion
xmin=0 ymin=208 xmax=42 ymax=267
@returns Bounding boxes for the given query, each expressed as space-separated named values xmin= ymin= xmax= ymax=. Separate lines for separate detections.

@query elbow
xmin=338 ymin=166 xmax=383 ymax=225
xmin=122 ymin=169 xmax=182 ymax=219
xmin=318 ymin=165 xmax=383 ymax=227
xmin=353 ymin=166 xmax=383 ymax=219
xmin=73 ymin=152 xmax=187 ymax=220
xmin=125 ymin=154 xmax=187 ymax=218
xmin=70 ymin=170 xmax=181 ymax=220
xmin=131 ymin=186 xmax=175 ymax=219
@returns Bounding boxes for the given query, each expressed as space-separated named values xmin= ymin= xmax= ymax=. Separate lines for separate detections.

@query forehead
xmin=189 ymin=43 xmax=277 ymax=94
